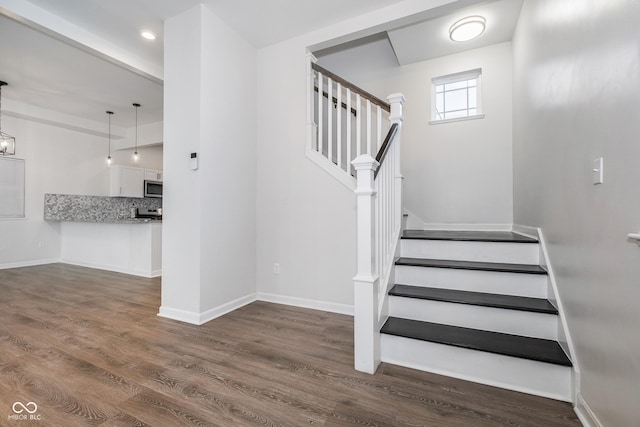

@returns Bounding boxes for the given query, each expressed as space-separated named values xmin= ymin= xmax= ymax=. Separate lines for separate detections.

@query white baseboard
xmin=158 ymin=293 xmax=257 ymax=325
xmin=159 ymin=293 xmax=352 ymax=325
xmin=575 ymin=394 xmax=602 ymax=427
xmin=157 ymin=306 xmax=203 ymax=324
xmin=0 ymin=258 xmax=60 ymax=270
xmin=422 ymin=223 xmax=512 ymax=231
xmin=512 ymin=224 xmax=540 ymax=240
xmin=60 ymin=260 xmax=157 ymax=278
xmin=198 ymin=293 xmax=257 ymax=324
xmin=257 ymin=292 xmax=354 ymax=316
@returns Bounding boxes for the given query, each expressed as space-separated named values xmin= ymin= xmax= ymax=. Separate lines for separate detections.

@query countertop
xmin=44 ymin=193 xmax=162 ymax=224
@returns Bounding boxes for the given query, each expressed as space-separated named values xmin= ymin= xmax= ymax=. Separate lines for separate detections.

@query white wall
xmin=0 ymin=115 xmax=163 ymax=269
xmin=318 ymin=40 xmax=514 ymax=228
xmin=0 ymin=116 xmax=114 ymax=267
xmin=255 ymin=0 xmax=466 ymax=311
xmin=161 ymin=4 xmax=257 ymax=323
xmin=512 ymin=1 xmax=640 ymax=425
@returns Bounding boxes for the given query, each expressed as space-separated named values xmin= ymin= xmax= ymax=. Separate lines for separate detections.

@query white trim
xmin=422 ymin=222 xmax=512 ymax=231
xmin=575 ymin=394 xmax=603 ymax=427
xmin=197 ymin=293 xmax=257 ymax=325
xmin=511 ymin=223 xmax=540 ymax=240
xmin=257 ymin=292 xmax=354 ymax=316
xmin=535 ymin=228 xmax=580 ymax=403
xmin=159 ymin=293 xmax=353 ymax=325
xmin=0 ymin=258 xmax=60 ymax=270
xmin=59 ymin=259 xmax=158 ymax=278
xmin=157 ymin=306 xmax=202 ymax=325
xmin=158 ymin=293 xmax=257 ymax=325
xmin=429 ymin=114 xmax=484 ymax=125
xmin=305 ymin=146 xmax=356 ymax=191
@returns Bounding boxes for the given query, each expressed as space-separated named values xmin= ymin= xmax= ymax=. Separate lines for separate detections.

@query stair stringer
xmin=516 ymin=224 xmax=581 ymax=403
xmin=305 ymin=144 xmax=356 ymax=191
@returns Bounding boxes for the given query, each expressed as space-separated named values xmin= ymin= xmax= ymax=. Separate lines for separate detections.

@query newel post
xmin=388 ymin=93 xmax=405 ymax=230
xmin=352 ymin=154 xmax=380 ymax=374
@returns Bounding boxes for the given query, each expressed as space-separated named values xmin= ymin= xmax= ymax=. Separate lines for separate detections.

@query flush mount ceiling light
xmin=0 ymin=81 xmax=16 ymax=156
xmin=449 ymin=16 xmax=486 ymax=42
xmin=141 ymin=30 xmax=156 ymax=40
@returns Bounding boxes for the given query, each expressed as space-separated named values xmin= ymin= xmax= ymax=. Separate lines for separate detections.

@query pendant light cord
xmin=135 ymin=105 xmax=138 ymax=151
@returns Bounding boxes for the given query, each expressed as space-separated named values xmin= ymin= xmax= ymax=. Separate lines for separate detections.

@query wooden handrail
xmin=312 ymin=63 xmax=391 ymax=113
xmin=314 ymin=86 xmax=357 ymax=116
xmin=374 ymin=123 xmax=399 ymax=179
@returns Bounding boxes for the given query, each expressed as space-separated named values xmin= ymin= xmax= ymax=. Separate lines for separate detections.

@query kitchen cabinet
xmin=144 ymin=169 xmax=163 ymax=182
xmin=110 ymin=165 xmax=144 ymax=198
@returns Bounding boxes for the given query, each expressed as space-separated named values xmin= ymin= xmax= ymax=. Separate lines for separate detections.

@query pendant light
xmin=133 ymin=102 xmax=140 ymax=163
xmin=0 ymin=81 xmax=16 ymax=156
xmin=106 ymin=111 xmax=114 ymax=166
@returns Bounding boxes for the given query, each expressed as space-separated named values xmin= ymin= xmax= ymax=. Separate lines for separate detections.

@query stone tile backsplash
xmin=44 ymin=194 xmax=162 ymax=223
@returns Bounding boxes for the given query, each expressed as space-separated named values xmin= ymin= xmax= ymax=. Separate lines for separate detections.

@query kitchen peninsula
xmin=44 ymin=193 xmax=162 ymax=277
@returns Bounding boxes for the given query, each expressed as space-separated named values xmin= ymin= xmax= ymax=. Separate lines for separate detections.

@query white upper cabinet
xmin=110 ymin=165 xmax=144 ymax=198
xmin=144 ymin=169 xmax=163 ymax=182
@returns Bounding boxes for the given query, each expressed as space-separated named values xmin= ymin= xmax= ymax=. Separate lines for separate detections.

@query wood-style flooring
xmin=0 ymin=264 xmax=580 ymax=426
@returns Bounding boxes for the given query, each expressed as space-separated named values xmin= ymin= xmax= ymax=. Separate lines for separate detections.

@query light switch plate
xmin=593 ymin=157 xmax=604 ymax=185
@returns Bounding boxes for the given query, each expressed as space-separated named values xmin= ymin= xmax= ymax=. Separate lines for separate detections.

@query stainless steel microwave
xmin=144 ymin=180 xmax=163 ymax=198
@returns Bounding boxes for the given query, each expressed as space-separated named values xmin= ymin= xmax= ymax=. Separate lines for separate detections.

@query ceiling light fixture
xmin=141 ymin=30 xmax=156 ymax=40
xmin=133 ymin=103 xmax=140 ymax=163
xmin=106 ymin=111 xmax=114 ymax=166
xmin=449 ymin=16 xmax=486 ymax=42
xmin=0 ymin=81 xmax=16 ymax=156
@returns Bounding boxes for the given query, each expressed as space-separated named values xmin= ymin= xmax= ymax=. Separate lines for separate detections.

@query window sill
xmin=429 ymin=114 xmax=485 ymax=125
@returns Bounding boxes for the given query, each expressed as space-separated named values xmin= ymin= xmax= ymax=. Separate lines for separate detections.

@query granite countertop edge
xmin=44 ymin=218 xmax=162 ymax=224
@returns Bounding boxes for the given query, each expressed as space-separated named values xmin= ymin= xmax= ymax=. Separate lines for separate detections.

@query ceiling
xmin=0 ymin=0 xmax=522 ymax=134
xmin=388 ymin=0 xmax=523 ymax=65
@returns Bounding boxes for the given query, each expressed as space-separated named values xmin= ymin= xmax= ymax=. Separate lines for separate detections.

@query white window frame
xmin=430 ymin=68 xmax=484 ymax=124
xmin=0 ymin=157 xmax=25 ymax=219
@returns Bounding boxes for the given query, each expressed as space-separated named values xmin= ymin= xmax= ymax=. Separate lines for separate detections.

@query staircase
xmin=380 ymin=229 xmax=573 ymax=402
xmin=306 ymin=61 xmax=575 ymax=403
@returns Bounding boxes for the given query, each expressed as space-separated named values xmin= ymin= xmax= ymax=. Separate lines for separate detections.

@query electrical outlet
xmin=273 ymin=263 xmax=280 ymax=275
xmin=37 ymin=241 xmax=45 ymax=248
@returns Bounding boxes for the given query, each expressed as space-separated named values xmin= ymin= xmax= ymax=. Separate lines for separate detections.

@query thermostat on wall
xmin=190 ymin=152 xmax=198 ymax=170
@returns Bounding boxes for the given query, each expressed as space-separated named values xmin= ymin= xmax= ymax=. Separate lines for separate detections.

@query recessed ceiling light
xmin=449 ymin=16 xmax=486 ymax=42
xmin=141 ymin=30 xmax=156 ymax=40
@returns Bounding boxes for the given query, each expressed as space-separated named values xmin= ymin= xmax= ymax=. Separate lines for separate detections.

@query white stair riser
xmin=395 ymin=265 xmax=548 ymax=298
xmin=388 ymin=296 xmax=558 ymax=340
xmin=401 ymin=240 xmax=539 ymax=265
xmin=381 ymin=334 xmax=573 ymax=402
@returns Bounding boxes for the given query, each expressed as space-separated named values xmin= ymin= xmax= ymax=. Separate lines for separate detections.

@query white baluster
xmin=337 ymin=83 xmax=342 ymax=171
xmin=317 ymin=71 xmax=323 ymax=154
xmin=366 ymin=100 xmax=372 ymax=155
xmin=346 ymin=89 xmax=352 ymax=175
xmin=356 ymin=94 xmax=362 ymax=157
xmin=327 ymin=78 xmax=333 ymax=163
xmin=377 ymin=105 xmax=382 ymax=150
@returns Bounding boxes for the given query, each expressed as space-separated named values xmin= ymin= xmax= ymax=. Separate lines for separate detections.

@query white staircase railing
xmin=306 ymin=55 xmax=392 ymax=189
xmin=352 ymin=94 xmax=405 ymax=374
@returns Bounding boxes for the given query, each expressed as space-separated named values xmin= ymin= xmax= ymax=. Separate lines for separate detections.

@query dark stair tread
xmin=389 ymin=285 xmax=558 ymax=314
xmin=381 ymin=317 xmax=572 ymax=367
xmin=395 ymin=258 xmax=548 ymax=275
xmin=402 ymin=230 xmax=538 ymax=243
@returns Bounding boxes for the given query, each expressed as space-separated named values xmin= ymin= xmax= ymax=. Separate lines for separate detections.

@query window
xmin=0 ymin=157 xmax=25 ymax=219
xmin=431 ymin=68 xmax=483 ymax=124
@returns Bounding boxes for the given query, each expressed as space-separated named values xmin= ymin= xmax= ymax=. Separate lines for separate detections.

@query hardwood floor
xmin=0 ymin=264 xmax=580 ymax=426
